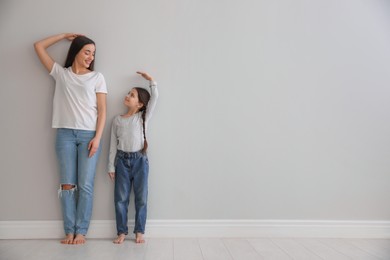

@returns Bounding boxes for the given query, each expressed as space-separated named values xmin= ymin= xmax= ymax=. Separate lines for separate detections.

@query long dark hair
xmin=64 ymin=36 xmax=95 ymax=70
xmin=135 ymin=87 xmax=151 ymax=154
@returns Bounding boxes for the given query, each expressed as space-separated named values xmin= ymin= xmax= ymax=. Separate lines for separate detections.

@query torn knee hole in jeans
xmin=61 ymin=184 xmax=76 ymax=190
xmin=58 ymin=184 xmax=77 ymax=197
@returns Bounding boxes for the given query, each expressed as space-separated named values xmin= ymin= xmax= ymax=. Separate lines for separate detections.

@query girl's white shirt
xmin=50 ymin=62 xmax=108 ymax=130
xmin=108 ymin=82 xmax=158 ymax=173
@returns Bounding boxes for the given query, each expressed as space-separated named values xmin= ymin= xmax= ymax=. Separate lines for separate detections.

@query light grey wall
xmin=1 ymin=0 xmax=390 ymax=221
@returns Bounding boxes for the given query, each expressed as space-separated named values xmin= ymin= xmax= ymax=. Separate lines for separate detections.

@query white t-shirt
xmin=50 ymin=62 xmax=108 ymax=130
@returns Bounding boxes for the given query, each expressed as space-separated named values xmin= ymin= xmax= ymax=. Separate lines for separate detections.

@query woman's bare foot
xmin=113 ymin=234 xmax=126 ymax=244
xmin=60 ymin=234 xmax=74 ymax=244
xmin=135 ymin=233 xmax=145 ymax=243
xmin=72 ymin=234 xmax=86 ymax=245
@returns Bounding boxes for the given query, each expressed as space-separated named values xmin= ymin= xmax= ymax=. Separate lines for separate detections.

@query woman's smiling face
xmin=74 ymin=44 xmax=95 ymax=69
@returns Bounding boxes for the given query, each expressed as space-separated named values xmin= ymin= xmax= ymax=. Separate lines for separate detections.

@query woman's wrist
xmin=93 ymin=134 xmax=102 ymax=141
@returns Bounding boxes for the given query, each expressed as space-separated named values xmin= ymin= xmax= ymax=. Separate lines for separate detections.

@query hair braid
xmin=141 ymin=109 xmax=148 ymax=154
xmin=134 ymin=87 xmax=151 ymax=154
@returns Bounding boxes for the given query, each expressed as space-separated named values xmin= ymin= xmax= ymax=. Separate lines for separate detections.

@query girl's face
xmin=74 ymin=44 xmax=95 ymax=69
xmin=124 ymin=89 xmax=143 ymax=110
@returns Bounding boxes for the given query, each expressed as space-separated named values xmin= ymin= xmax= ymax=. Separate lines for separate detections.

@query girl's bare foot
xmin=135 ymin=233 xmax=145 ymax=243
xmin=113 ymin=234 xmax=126 ymax=244
xmin=60 ymin=234 xmax=74 ymax=244
xmin=72 ymin=234 xmax=86 ymax=245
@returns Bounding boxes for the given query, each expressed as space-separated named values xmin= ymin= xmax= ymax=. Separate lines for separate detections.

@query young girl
xmin=108 ymin=72 xmax=158 ymax=244
xmin=34 ymin=33 xmax=107 ymax=245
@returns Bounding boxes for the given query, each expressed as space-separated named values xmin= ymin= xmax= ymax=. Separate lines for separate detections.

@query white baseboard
xmin=1 ymin=219 xmax=389 ymax=239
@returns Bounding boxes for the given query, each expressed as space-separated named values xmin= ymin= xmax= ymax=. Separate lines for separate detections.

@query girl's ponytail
xmin=135 ymin=87 xmax=151 ymax=154
xmin=141 ymin=109 xmax=148 ymax=154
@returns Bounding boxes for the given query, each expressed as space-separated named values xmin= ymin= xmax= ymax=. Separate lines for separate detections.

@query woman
xmin=34 ymin=33 xmax=107 ymax=245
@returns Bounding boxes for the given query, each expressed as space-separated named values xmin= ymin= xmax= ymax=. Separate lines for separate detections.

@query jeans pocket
xmin=143 ymin=155 xmax=149 ymax=165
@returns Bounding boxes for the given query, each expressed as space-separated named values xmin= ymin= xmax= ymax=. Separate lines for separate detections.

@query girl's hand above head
xmin=137 ymin=71 xmax=153 ymax=81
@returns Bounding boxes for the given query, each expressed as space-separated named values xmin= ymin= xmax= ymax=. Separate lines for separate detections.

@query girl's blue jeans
xmin=114 ymin=150 xmax=149 ymax=235
xmin=55 ymin=128 xmax=101 ymax=236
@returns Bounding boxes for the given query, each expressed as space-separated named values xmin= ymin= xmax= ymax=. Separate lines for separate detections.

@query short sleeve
xmin=49 ymin=62 xmax=64 ymax=81
xmin=96 ymin=73 xmax=108 ymax=94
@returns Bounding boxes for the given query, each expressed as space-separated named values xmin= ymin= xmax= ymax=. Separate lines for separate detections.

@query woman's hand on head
xmin=137 ymin=71 xmax=154 ymax=81
xmin=64 ymin=33 xmax=84 ymax=41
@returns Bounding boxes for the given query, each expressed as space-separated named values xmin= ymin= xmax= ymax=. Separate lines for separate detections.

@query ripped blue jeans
xmin=56 ymin=128 xmax=101 ymax=236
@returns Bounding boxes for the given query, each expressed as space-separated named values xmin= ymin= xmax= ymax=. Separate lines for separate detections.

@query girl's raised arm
xmin=137 ymin=71 xmax=158 ymax=122
xmin=34 ymin=33 xmax=82 ymax=72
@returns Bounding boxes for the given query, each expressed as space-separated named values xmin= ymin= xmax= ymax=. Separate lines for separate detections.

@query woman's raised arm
xmin=34 ymin=33 xmax=83 ymax=72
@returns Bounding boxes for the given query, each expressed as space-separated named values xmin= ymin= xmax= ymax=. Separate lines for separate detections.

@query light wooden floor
xmin=1 ymin=238 xmax=389 ymax=260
